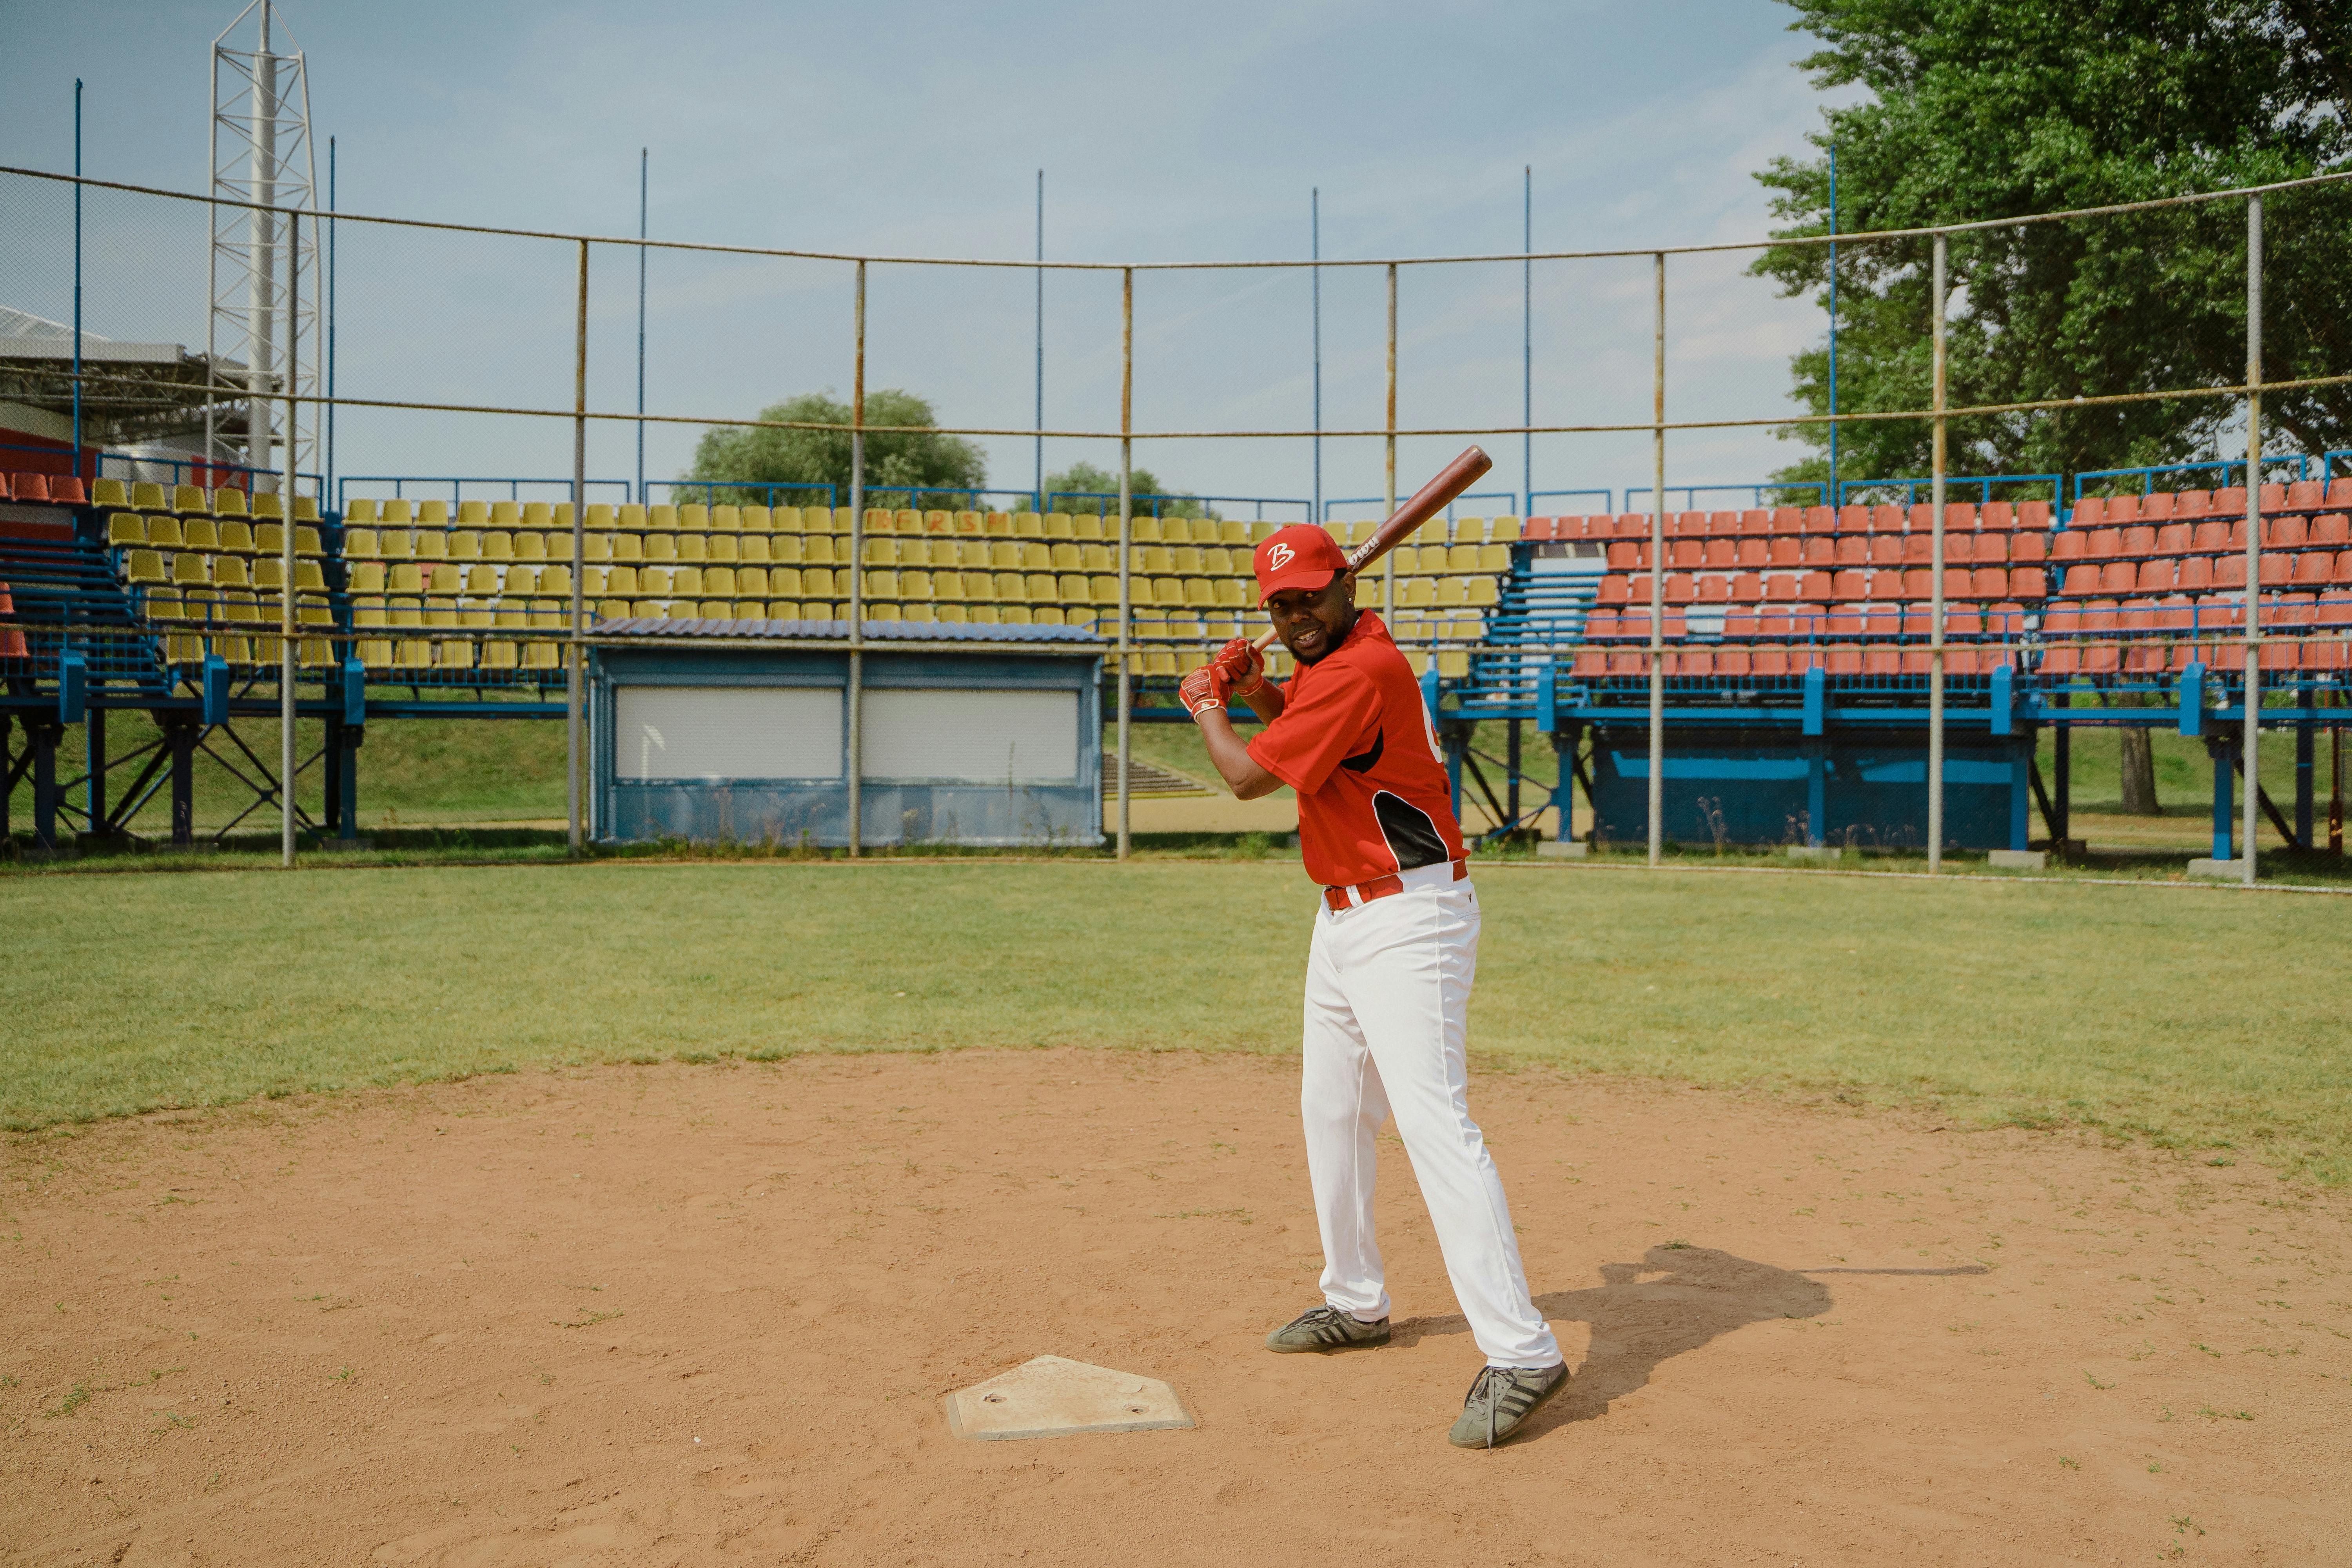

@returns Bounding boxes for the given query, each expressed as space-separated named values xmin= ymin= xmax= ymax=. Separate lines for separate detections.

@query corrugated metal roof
xmin=593 ymin=615 xmax=1106 ymax=644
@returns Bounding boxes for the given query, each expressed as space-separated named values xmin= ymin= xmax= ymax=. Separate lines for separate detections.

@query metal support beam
xmin=2241 ymin=195 xmax=2263 ymax=885
xmin=1506 ymin=717 xmax=1521 ymax=824
xmin=568 ymin=237 xmax=588 ymax=855
xmin=280 ymin=201 xmax=299 ymax=869
xmin=32 ymin=722 xmax=60 ymax=852
xmin=168 ymin=718 xmax=196 ymax=846
xmin=1385 ymin=263 xmax=1398 ymax=619
xmin=0 ymin=714 xmax=11 ymax=844
xmin=85 ymin=705 xmax=107 ymax=839
xmin=2051 ymin=701 xmax=2071 ymax=849
xmin=2295 ymin=717 xmax=2314 ymax=850
xmin=1648 ymin=251 xmax=1665 ymax=867
xmin=2210 ymin=736 xmax=2234 ymax=862
xmin=1116 ymin=267 xmax=1134 ymax=860
xmin=1927 ymin=231 xmax=1947 ymax=872
xmin=848 ymin=259 xmax=866 ymax=857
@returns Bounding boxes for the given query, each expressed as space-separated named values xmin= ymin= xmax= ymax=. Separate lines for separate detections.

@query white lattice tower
xmin=205 ymin=0 xmax=317 ymax=488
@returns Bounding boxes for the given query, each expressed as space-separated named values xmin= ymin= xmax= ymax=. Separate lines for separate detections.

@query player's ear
xmin=1339 ymin=570 xmax=1358 ymax=603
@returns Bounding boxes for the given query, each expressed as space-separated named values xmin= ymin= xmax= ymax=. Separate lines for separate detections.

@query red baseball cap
xmin=1252 ymin=523 xmax=1351 ymax=604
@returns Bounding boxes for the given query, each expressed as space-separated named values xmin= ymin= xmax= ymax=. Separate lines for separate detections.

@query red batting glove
xmin=1210 ymin=635 xmax=1265 ymax=697
xmin=1178 ymin=663 xmax=1228 ymax=719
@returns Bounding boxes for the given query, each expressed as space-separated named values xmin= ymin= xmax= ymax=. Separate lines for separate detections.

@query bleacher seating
xmin=1535 ymin=502 xmax=2053 ymax=680
xmin=2 ymin=471 xmax=91 ymax=506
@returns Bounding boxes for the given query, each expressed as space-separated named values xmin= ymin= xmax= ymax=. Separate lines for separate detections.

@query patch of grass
xmin=3 ymin=863 xmax=2350 ymax=1182
xmin=552 ymin=1310 xmax=623 ymax=1329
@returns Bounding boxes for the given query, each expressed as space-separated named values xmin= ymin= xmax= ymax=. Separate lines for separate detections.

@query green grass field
xmin=5 ymin=861 xmax=2345 ymax=1183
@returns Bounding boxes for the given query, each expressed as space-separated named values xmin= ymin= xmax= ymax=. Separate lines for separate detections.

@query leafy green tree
xmin=1751 ymin=0 xmax=2352 ymax=494
xmin=1040 ymin=461 xmax=1217 ymax=518
xmin=684 ymin=389 xmax=987 ymax=505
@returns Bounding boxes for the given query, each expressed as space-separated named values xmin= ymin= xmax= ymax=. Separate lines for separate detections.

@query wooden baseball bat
xmin=1250 ymin=445 xmax=1494 ymax=650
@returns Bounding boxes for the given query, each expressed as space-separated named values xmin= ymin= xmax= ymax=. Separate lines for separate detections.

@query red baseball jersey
xmin=1245 ymin=611 xmax=1467 ymax=887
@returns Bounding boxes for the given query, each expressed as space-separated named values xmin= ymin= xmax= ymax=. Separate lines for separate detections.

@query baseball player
xmin=1178 ymin=521 xmax=1568 ymax=1449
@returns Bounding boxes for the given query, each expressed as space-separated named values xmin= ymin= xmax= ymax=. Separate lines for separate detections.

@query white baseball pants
xmin=1299 ymin=866 xmax=1562 ymax=1370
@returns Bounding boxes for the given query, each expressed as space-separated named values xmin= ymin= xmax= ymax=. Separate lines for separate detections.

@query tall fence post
xmin=1927 ymin=230 xmax=1948 ymax=872
xmin=567 ymin=238 xmax=587 ymax=855
xmin=280 ymin=204 xmax=300 ymax=868
xmin=2243 ymin=195 xmax=2263 ymax=886
xmin=1385 ymin=263 xmax=1398 ymax=616
xmin=848 ymin=260 xmax=866 ymax=858
xmin=1116 ymin=266 xmax=1134 ymax=861
xmin=1648 ymin=251 xmax=1666 ymax=867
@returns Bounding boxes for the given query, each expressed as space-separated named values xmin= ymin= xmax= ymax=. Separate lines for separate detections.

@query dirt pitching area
xmin=5 ymin=1051 xmax=2347 ymax=1566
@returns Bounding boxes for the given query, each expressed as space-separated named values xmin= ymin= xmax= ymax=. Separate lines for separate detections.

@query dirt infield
xmin=5 ymin=1051 xmax=2345 ymax=1566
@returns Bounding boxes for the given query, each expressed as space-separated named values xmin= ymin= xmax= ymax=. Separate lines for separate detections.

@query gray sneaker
xmin=1447 ymin=1362 xmax=1569 ymax=1448
xmin=1263 ymin=1305 xmax=1391 ymax=1354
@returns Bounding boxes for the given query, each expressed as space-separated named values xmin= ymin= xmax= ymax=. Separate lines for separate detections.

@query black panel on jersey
xmin=1338 ymin=730 xmax=1385 ymax=773
xmin=1372 ymin=789 xmax=1449 ymax=870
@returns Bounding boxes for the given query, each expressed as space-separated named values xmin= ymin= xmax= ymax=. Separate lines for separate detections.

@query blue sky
xmin=1 ymin=0 xmax=1862 ymax=515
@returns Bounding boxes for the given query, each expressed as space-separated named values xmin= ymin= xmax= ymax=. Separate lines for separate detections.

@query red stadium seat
xmin=1523 ymin=517 xmax=1557 ymax=541
xmin=2173 ymin=489 xmax=2212 ymax=519
xmin=1801 ymin=536 xmax=1834 ymax=566
xmin=1833 ymin=568 xmax=1868 ymax=599
xmin=2177 ymin=555 xmax=2214 ymax=591
xmin=1584 ymin=610 xmax=1619 ymax=639
xmin=1967 ymin=566 xmax=2004 ymax=599
xmin=2141 ymin=492 xmax=2175 ymax=521
xmin=1572 ymin=648 xmax=1606 ymax=677
xmin=2214 ymin=557 xmax=2249 ymax=590
xmin=1902 ymin=533 xmax=1934 ymax=564
xmin=1751 ymin=648 xmax=1789 ymax=677
xmin=2293 ymin=551 xmax=2332 ymax=586
xmin=1597 ymin=573 xmax=1631 ymax=604
xmin=1971 ymin=533 xmax=2008 ymax=565
xmin=2087 ymin=527 xmax=2123 ymax=559
xmin=1607 ymin=651 xmax=1644 ymax=676
xmin=1901 ymin=568 xmax=1934 ymax=599
xmin=1665 ymin=572 xmax=1697 ymax=604
xmin=1799 ymin=506 xmax=1835 ymax=534
xmin=1605 ymin=541 xmax=1639 ymax=569
xmin=1738 ymin=509 xmax=1772 ymax=535
xmin=2100 ymin=561 xmax=2138 ymax=594
xmin=1943 ymin=567 xmax=1973 ymax=600
xmin=1865 ymin=604 xmax=1902 ymax=637
xmin=1943 ymin=533 xmax=1974 ymax=564
xmin=2063 ymin=564 xmax=2103 ymax=595
xmin=1675 ymin=650 xmax=1714 ymax=676
xmin=1764 ymin=575 xmax=1800 ymax=602
xmin=2260 ymin=554 xmax=2292 ymax=586
xmin=1826 ymin=644 xmax=1864 ymax=675
xmin=12 ymin=473 xmax=46 ymax=502
xmin=2189 ymin=520 xmax=2229 ymax=554
xmin=2135 ymin=559 xmax=2177 ymax=593
xmin=1947 ymin=605 xmax=1985 ymax=634
xmin=2072 ymin=496 xmax=2107 ymax=527
xmin=2259 ymin=483 xmax=2287 ymax=511
xmin=1735 ymin=538 xmax=1768 ymax=568
xmin=1700 ymin=539 xmax=1735 ymax=568
xmin=2267 ymin=515 xmax=2308 ymax=549
xmin=1869 ymin=535 xmax=1904 ymax=566
xmin=1981 ymin=501 xmax=2016 ymax=530
xmin=1801 ymin=570 xmax=1835 ymax=599
xmin=2213 ymin=486 xmax=2247 ymax=516
xmin=2008 ymin=567 xmax=2047 ymax=599
xmin=1697 ymin=575 xmax=1731 ymax=604
xmin=2154 ymin=522 xmax=2192 ymax=555
xmin=2337 ymin=550 xmax=2352 ymax=584
xmin=2120 ymin=524 xmax=2156 ymax=556
xmin=2288 ymin=479 xmax=2324 ymax=510
xmin=1833 ymin=535 xmax=1868 ymax=566
xmin=1771 ymin=508 xmax=1805 ymax=533
xmin=2051 ymin=531 xmax=2088 ymax=562
xmin=1731 ymin=571 xmax=1765 ymax=603
xmin=1724 ymin=606 xmax=1761 ymax=637
xmin=1826 ymin=603 xmax=1864 ymax=636
xmin=1871 ymin=504 xmax=1904 ymax=533
xmin=1837 ymin=505 xmax=1870 ymax=532
xmin=1907 ymin=503 xmax=1933 ymax=532
xmin=2311 ymin=513 xmax=2350 ymax=547
xmin=1708 ymin=511 xmax=1740 ymax=536
xmin=1669 ymin=539 xmax=1704 ymax=568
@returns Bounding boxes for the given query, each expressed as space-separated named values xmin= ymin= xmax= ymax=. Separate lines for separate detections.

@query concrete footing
xmin=1536 ymin=839 xmax=1588 ymax=859
xmin=1785 ymin=845 xmax=1840 ymax=863
xmin=2186 ymin=857 xmax=2249 ymax=880
xmin=1987 ymin=849 xmax=2047 ymax=870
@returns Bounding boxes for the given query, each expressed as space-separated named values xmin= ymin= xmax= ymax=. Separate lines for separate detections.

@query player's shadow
xmin=1394 ymin=1245 xmax=1978 ymax=1440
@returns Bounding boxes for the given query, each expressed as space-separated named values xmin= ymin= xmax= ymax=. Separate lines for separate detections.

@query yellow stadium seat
xmin=741 ymin=505 xmax=771 ymax=532
xmin=1014 ymin=512 xmax=1046 ymax=539
xmin=446 ymin=530 xmax=482 ymax=563
xmin=92 ymin=479 xmax=129 ymax=508
xmin=771 ymin=506 xmax=802 ymax=532
xmin=677 ymin=504 xmax=708 ymax=531
xmin=145 ymin=515 xmax=185 ymax=549
xmin=1465 ymin=577 xmax=1499 ymax=607
xmin=610 ymin=533 xmax=644 ymax=564
xmin=125 ymin=548 xmax=166 ymax=584
xmin=953 ymin=510 xmax=983 ymax=535
xmin=169 ymin=552 xmax=208 ymax=586
xmin=107 ymin=512 xmax=145 ymax=547
xmin=1478 ymin=543 xmax=1510 ymax=572
xmin=800 ymin=567 xmax=834 ymax=597
xmin=405 ymin=527 xmax=445 ymax=562
xmin=171 ymin=483 xmax=209 ymax=514
xmin=293 ymin=496 xmax=321 ymax=523
xmin=377 ymin=529 xmax=413 ymax=561
xmin=457 ymin=500 xmax=490 ymax=526
xmin=412 ymin=500 xmax=447 ymax=526
xmin=1490 ymin=517 xmax=1521 ymax=543
xmin=894 ymin=538 xmax=927 ymax=566
xmin=217 ymin=555 xmax=254 ymax=591
xmin=528 ymin=503 xmax=558 ymax=529
xmin=387 ymin=563 xmax=425 ymax=595
xmin=463 ymin=564 xmax=499 ymax=595
xmin=714 ymin=505 xmax=743 ymax=532
xmin=132 ymin=481 xmax=168 ymax=510
xmin=1433 ymin=577 xmax=1471 ymax=608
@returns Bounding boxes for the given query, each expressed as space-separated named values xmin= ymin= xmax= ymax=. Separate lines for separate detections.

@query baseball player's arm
xmin=1190 ymin=706 xmax=1285 ymax=800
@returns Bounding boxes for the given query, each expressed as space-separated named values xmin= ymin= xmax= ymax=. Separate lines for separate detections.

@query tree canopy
xmin=1752 ymin=0 xmax=2352 ymax=494
xmin=1041 ymin=461 xmax=1217 ymax=518
xmin=684 ymin=390 xmax=987 ymax=505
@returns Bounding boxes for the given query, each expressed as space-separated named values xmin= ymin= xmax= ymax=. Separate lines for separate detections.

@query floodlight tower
xmin=205 ymin=0 xmax=317 ymax=489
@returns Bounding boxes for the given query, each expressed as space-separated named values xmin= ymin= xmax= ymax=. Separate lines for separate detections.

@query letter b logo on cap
xmin=1267 ymin=543 xmax=1295 ymax=569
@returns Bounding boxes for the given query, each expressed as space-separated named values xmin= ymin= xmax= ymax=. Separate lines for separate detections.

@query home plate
xmin=943 ymin=1355 xmax=1195 ymax=1440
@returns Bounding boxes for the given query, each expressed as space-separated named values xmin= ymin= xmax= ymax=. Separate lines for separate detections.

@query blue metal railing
xmin=1527 ymin=488 xmax=1614 ymax=514
xmin=1322 ymin=490 xmax=1514 ymax=524
xmin=1 ymin=441 xmax=320 ymax=498
xmin=1055 ymin=492 xmax=1309 ymax=523
xmin=1623 ymin=481 xmax=1829 ymax=511
xmin=336 ymin=475 xmax=634 ymax=511
xmin=1831 ymin=474 xmax=2061 ymax=508
xmin=2071 ymin=456 xmax=2318 ymax=502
